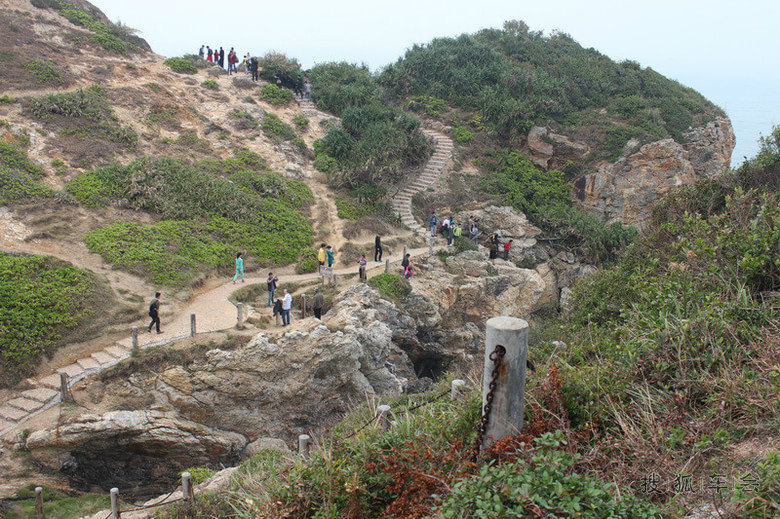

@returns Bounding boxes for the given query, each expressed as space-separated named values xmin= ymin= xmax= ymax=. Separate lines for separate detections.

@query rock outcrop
xmin=573 ymin=117 xmax=735 ymax=226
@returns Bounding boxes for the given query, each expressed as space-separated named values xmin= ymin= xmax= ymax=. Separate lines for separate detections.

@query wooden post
xmin=34 ymin=486 xmax=44 ymax=518
xmin=375 ymin=404 xmax=392 ymax=429
xmin=190 ymin=314 xmax=196 ymax=337
xmin=236 ymin=302 xmax=243 ymax=328
xmin=110 ymin=487 xmax=120 ymax=519
xmin=298 ymin=434 xmax=311 ymax=459
xmin=385 ymin=259 xmax=390 ymax=273
xmin=59 ymin=372 xmax=72 ymax=402
xmin=429 ymin=237 xmax=433 ymax=255
xmin=481 ymin=316 xmax=529 ymax=450
xmin=451 ymin=379 xmax=466 ymax=401
xmin=181 ymin=471 xmax=194 ymax=504
xmin=301 ymin=294 xmax=307 ymax=318
xmin=402 ymin=246 xmax=407 ymax=262
xmin=131 ymin=326 xmax=138 ymax=351
xmin=333 ymin=273 xmax=338 ymax=289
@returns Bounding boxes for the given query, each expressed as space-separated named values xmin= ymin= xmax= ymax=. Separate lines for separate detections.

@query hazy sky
xmin=91 ymin=0 xmax=779 ymax=165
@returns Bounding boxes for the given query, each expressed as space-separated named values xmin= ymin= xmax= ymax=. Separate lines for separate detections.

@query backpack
xmin=148 ymin=299 xmax=157 ymax=316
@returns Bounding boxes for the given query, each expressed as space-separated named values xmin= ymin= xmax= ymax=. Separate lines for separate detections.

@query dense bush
xmin=262 ymin=113 xmax=295 ymax=141
xmin=260 ymin=83 xmax=293 ymax=106
xmin=0 ymin=254 xmax=93 ymax=385
xmin=24 ymin=59 xmax=63 ymax=84
xmin=308 ymin=62 xmax=379 ymax=115
xmin=0 ymin=141 xmax=52 ymax=204
xmin=201 ymin=79 xmax=218 ymax=90
xmin=164 ymin=57 xmax=198 ymax=74
xmin=335 ymin=199 xmax=377 ymax=220
xmin=257 ymin=52 xmax=302 ymax=87
xmin=368 ymin=272 xmax=411 ymax=298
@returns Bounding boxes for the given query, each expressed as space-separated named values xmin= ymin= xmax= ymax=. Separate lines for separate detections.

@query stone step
xmin=57 ymin=364 xmax=84 ymax=379
xmin=40 ymin=374 xmax=61 ymax=390
xmin=0 ymin=405 xmax=28 ymax=423
xmin=6 ymin=397 xmax=44 ymax=413
xmin=92 ymin=351 xmax=118 ymax=365
xmin=105 ymin=345 xmax=131 ymax=358
xmin=77 ymin=357 xmax=102 ymax=371
xmin=0 ymin=418 xmax=14 ymax=433
xmin=21 ymin=387 xmax=59 ymax=404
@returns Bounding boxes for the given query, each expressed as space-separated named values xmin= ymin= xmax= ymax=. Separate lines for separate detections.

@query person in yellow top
xmin=317 ymin=243 xmax=327 ymax=272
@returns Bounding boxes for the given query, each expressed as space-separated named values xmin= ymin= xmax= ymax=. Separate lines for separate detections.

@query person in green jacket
xmin=233 ymin=252 xmax=244 ymax=284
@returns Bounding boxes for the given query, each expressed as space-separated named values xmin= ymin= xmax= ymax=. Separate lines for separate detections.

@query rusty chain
xmin=475 ymin=344 xmax=506 ymax=457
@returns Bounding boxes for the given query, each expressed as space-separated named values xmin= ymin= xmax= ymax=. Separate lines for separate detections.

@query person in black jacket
xmin=374 ymin=235 xmax=383 ymax=262
xmin=147 ymin=292 xmax=162 ymax=334
xmin=249 ymin=57 xmax=259 ymax=82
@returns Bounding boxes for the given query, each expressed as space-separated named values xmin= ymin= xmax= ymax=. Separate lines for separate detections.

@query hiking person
xmin=401 ymin=253 xmax=411 ymax=273
xmin=326 ymin=245 xmax=335 ymax=268
xmin=374 ymin=235 xmax=383 ymax=262
xmin=147 ymin=292 xmax=162 ymax=334
xmin=429 ymin=212 xmax=438 ymax=237
xmin=447 ymin=217 xmax=456 ymax=245
xmin=249 ymin=57 xmax=259 ymax=81
xmin=304 ymin=80 xmax=311 ymax=101
xmin=404 ymin=261 xmax=413 ymax=279
xmin=218 ymin=47 xmax=225 ymax=68
xmin=198 ymin=45 xmax=205 ymax=59
xmin=470 ymin=221 xmax=479 ymax=244
xmin=272 ymin=297 xmax=282 ymax=325
xmin=358 ymin=254 xmax=367 ymax=281
xmin=504 ymin=239 xmax=514 ymax=260
xmin=227 ymin=48 xmax=237 ymax=75
xmin=266 ymin=272 xmax=278 ymax=307
xmin=281 ymin=289 xmax=292 ymax=326
xmin=206 ymin=46 xmax=213 ymax=62
xmin=488 ymin=233 xmax=500 ymax=263
xmin=453 ymin=222 xmax=463 ymax=241
xmin=317 ymin=243 xmax=327 ymax=272
xmin=233 ymin=252 xmax=245 ymax=284
xmin=312 ymin=287 xmax=324 ymax=320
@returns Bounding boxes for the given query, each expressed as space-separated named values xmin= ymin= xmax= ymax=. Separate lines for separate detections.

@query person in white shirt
xmin=281 ymin=289 xmax=292 ymax=326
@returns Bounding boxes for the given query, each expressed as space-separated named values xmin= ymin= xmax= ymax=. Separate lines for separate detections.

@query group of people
xmin=198 ymin=45 xmax=257 ymax=79
xmin=428 ymin=212 xmax=481 ymax=245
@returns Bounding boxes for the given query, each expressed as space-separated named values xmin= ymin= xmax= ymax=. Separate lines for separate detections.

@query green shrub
xmin=292 ymin=113 xmax=309 ymax=131
xmin=313 ymin=153 xmax=338 ymax=173
xmin=201 ymin=79 xmax=219 ymax=90
xmin=262 ymin=113 xmax=295 ymax=141
xmin=295 ymin=248 xmax=318 ymax=274
xmin=0 ymin=254 xmax=93 ymax=385
xmin=0 ymin=141 xmax=52 ymax=204
xmin=66 ymin=169 xmax=124 ymax=208
xmin=257 ymin=52 xmax=302 ymax=85
xmin=260 ymin=83 xmax=293 ymax=106
xmin=308 ymin=62 xmax=379 ymax=115
xmin=368 ymin=272 xmax=411 ymax=298
xmin=335 ymin=199 xmax=376 ymax=220
xmin=182 ymin=467 xmax=216 ymax=485
xmin=4 ymin=484 xmax=109 ymax=519
xmin=408 ymin=95 xmax=447 ymax=116
xmin=452 ymin=123 xmax=474 ymax=144
xmin=0 ymin=95 xmax=16 ymax=104
xmin=24 ymin=59 xmax=63 ymax=84
xmin=164 ymin=57 xmax=198 ymax=74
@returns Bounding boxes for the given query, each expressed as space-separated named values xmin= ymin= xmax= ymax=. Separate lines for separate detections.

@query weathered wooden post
xmin=402 ymin=246 xmax=407 ymax=262
xmin=480 ymin=316 xmax=529 ymax=451
xmin=181 ymin=471 xmax=194 ymax=504
xmin=131 ymin=326 xmax=138 ymax=351
xmin=59 ymin=372 xmax=72 ymax=402
xmin=301 ymin=294 xmax=307 ymax=318
xmin=385 ymin=259 xmax=390 ymax=273
xmin=34 ymin=486 xmax=44 ymax=518
xmin=451 ymin=379 xmax=467 ymax=401
xmin=429 ymin=237 xmax=433 ymax=256
xmin=190 ymin=314 xmax=196 ymax=337
xmin=110 ymin=487 xmax=120 ymax=519
xmin=298 ymin=434 xmax=311 ymax=459
xmin=236 ymin=302 xmax=243 ymax=328
xmin=375 ymin=404 xmax=392 ymax=430
xmin=333 ymin=273 xmax=338 ymax=289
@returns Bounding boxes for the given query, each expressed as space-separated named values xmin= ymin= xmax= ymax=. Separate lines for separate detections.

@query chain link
xmin=475 ymin=344 xmax=506 ymax=456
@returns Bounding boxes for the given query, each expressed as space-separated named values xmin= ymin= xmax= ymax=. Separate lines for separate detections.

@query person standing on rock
xmin=206 ymin=46 xmax=213 ymax=63
xmin=404 ymin=261 xmax=414 ymax=279
xmin=374 ymin=235 xmax=383 ymax=262
xmin=312 ymin=287 xmax=324 ymax=320
xmin=503 ymin=239 xmax=514 ymax=261
xmin=358 ymin=254 xmax=367 ymax=281
xmin=488 ymin=233 xmax=500 ymax=264
xmin=453 ymin=221 xmax=463 ymax=242
xmin=429 ymin=212 xmax=438 ymax=237
xmin=227 ymin=48 xmax=237 ymax=75
xmin=249 ymin=57 xmax=259 ymax=81
xmin=147 ymin=292 xmax=162 ymax=334
xmin=266 ymin=272 xmax=278 ymax=307
xmin=199 ymin=45 xmax=205 ymax=59
xmin=218 ymin=47 xmax=225 ymax=68
xmin=470 ymin=220 xmax=479 ymax=244
xmin=233 ymin=252 xmax=245 ymax=284
xmin=281 ymin=289 xmax=292 ymax=326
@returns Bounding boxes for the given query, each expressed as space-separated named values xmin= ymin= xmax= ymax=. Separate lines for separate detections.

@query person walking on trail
xmin=503 ymin=239 xmax=514 ymax=261
xmin=304 ymin=80 xmax=312 ymax=101
xmin=326 ymin=245 xmax=335 ymax=268
xmin=249 ymin=57 xmax=259 ymax=81
xmin=218 ymin=47 xmax=225 ymax=68
xmin=429 ymin=212 xmax=438 ymax=237
xmin=266 ymin=272 xmax=278 ymax=307
xmin=401 ymin=253 xmax=411 ymax=273
xmin=453 ymin=222 xmax=463 ymax=242
xmin=147 ymin=292 xmax=162 ymax=334
xmin=281 ymin=289 xmax=292 ymax=326
xmin=233 ymin=252 xmax=245 ymax=284
xmin=358 ymin=254 xmax=367 ymax=281
xmin=404 ymin=261 xmax=413 ymax=279
xmin=312 ymin=287 xmax=324 ymax=320
xmin=374 ymin=235 xmax=383 ymax=262
xmin=488 ymin=233 xmax=500 ymax=264
xmin=317 ymin=243 xmax=327 ymax=272
xmin=470 ymin=221 xmax=479 ymax=244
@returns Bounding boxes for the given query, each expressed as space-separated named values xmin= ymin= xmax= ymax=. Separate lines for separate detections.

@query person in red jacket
xmin=503 ymin=239 xmax=514 ymax=261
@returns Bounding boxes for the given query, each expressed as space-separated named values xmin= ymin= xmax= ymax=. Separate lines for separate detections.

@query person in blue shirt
xmin=233 ymin=252 xmax=244 ymax=284
xmin=429 ymin=212 xmax=438 ymax=237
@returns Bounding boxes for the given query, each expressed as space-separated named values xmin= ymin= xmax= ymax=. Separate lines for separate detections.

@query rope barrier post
xmin=333 ymin=273 xmax=338 ymax=289
xmin=236 ymin=302 xmax=243 ymax=328
xmin=301 ymin=294 xmax=307 ymax=319
xmin=481 ymin=316 xmax=528 ymax=451
xmin=376 ymin=404 xmax=392 ymax=430
xmin=181 ymin=471 xmax=194 ymax=505
xmin=59 ymin=372 xmax=72 ymax=402
xmin=190 ymin=314 xmax=196 ymax=337
xmin=402 ymin=246 xmax=407 ymax=264
xmin=34 ymin=486 xmax=44 ymax=518
xmin=451 ymin=379 xmax=467 ymax=401
xmin=298 ymin=434 xmax=311 ymax=459
xmin=131 ymin=326 xmax=138 ymax=351
xmin=429 ymin=237 xmax=433 ymax=256
xmin=110 ymin=487 xmax=120 ymax=519
xmin=385 ymin=259 xmax=389 ymax=273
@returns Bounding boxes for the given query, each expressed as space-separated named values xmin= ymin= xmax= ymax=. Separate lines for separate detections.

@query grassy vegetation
xmin=0 ymin=140 xmax=53 ymax=205
xmin=260 ymin=83 xmax=293 ymax=106
xmin=262 ymin=113 xmax=295 ymax=142
xmin=368 ymin=272 xmax=411 ymax=298
xmin=201 ymin=79 xmax=219 ymax=90
xmin=31 ymin=0 xmax=140 ymax=53
xmin=334 ymin=199 xmax=378 ymax=220
xmin=2 ymin=484 xmax=110 ymax=519
xmin=24 ymin=59 xmax=63 ymax=85
xmin=0 ymin=253 xmax=94 ymax=386
xmin=69 ymin=153 xmax=313 ymax=285
xmin=164 ymin=56 xmax=198 ymax=74
xmin=29 ymin=85 xmax=138 ymax=149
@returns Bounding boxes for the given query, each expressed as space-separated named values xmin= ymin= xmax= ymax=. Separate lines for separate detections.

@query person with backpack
xmin=266 ymin=272 xmax=278 ymax=307
xmin=147 ymin=292 xmax=162 ymax=334
xmin=233 ymin=252 xmax=244 ymax=284
xmin=488 ymin=233 xmax=500 ymax=264
xmin=317 ymin=243 xmax=327 ymax=272
xmin=404 ymin=261 xmax=413 ymax=279
xmin=227 ymin=48 xmax=238 ymax=75
xmin=249 ymin=57 xmax=259 ymax=81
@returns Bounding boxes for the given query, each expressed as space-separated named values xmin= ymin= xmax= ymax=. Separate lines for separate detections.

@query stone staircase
xmin=298 ymin=99 xmax=318 ymax=117
xmin=391 ymin=129 xmax=454 ymax=236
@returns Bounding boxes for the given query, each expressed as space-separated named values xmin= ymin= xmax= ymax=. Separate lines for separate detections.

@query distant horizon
xmin=90 ymin=0 xmax=779 ymax=167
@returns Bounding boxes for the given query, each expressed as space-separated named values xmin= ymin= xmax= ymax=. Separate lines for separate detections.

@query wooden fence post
xmin=35 ymin=486 xmax=44 ymax=518
xmin=190 ymin=314 xmax=196 ymax=337
xmin=59 ymin=372 xmax=72 ymax=402
xmin=110 ymin=487 xmax=120 ymax=519
xmin=301 ymin=294 xmax=307 ymax=318
xmin=181 ymin=471 xmax=194 ymax=504
xmin=131 ymin=326 xmax=138 ymax=351
xmin=333 ymin=273 xmax=338 ymax=289
xmin=298 ymin=434 xmax=311 ymax=459
xmin=481 ymin=316 xmax=529 ymax=450
xmin=385 ymin=259 xmax=390 ymax=273
xmin=236 ymin=302 xmax=243 ymax=328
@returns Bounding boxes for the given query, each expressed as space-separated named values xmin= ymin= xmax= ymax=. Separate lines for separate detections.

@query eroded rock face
xmin=573 ymin=117 xmax=735 ymax=226
xmin=527 ymin=126 xmax=590 ymax=168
